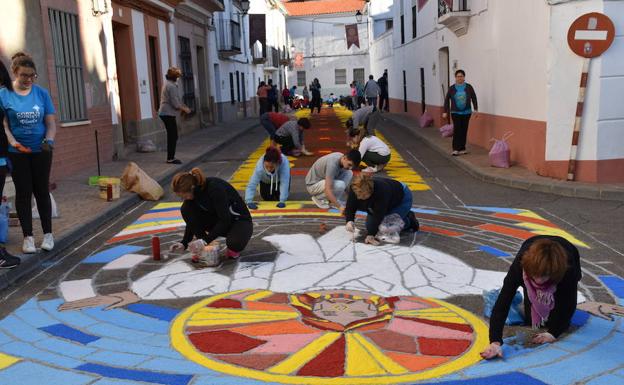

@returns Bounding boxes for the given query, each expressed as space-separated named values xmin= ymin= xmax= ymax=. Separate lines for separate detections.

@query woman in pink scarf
xmin=481 ymin=236 xmax=581 ymax=359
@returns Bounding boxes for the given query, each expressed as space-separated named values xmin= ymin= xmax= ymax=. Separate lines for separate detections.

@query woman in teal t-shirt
xmin=443 ymin=69 xmax=478 ymax=156
xmin=0 ymin=52 xmax=57 ymax=254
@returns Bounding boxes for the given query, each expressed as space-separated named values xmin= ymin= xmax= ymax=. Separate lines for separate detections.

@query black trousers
xmin=275 ymin=135 xmax=295 ymax=155
xmin=379 ymin=93 xmax=389 ymax=111
xmin=259 ymin=98 xmax=269 ymax=115
xmin=9 ymin=151 xmax=52 ymax=236
xmin=181 ymin=200 xmax=253 ymax=252
xmin=259 ymin=181 xmax=281 ymax=201
xmin=451 ymin=113 xmax=472 ymax=151
xmin=159 ymin=115 xmax=178 ymax=160
xmin=310 ymin=96 xmax=321 ymax=113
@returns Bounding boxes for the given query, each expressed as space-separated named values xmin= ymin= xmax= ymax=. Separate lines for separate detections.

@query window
xmin=48 ymin=9 xmax=87 ymax=122
xmin=353 ymin=68 xmax=365 ymax=86
xmin=178 ymin=37 xmax=196 ymax=113
xmin=335 ymin=69 xmax=347 ymax=85
xmin=229 ymin=73 xmax=235 ymax=104
xmin=148 ymin=36 xmax=160 ymax=111
xmin=236 ymin=71 xmax=241 ymax=102
xmin=400 ymin=14 xmax=405 ymax=44
xmin=297 ymin=71 xmax=306 ymax=87
xmin=412 ymin=5 xmax=417 ymax=39
xmin=385 ymin=19 xmax=394 ymax=32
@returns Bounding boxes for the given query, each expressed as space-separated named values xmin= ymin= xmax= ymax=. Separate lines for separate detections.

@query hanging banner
xmin=418 ymin=0 xmax=429 ymax=11
xmin=346 ymin=24 xmax=360 ymax=49
xmin=294 ymin=52 xmax=304 ymax=68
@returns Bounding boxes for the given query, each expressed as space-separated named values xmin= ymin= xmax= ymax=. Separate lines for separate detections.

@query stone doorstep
xmin=382 ymin=113 xmax=624 ymax=202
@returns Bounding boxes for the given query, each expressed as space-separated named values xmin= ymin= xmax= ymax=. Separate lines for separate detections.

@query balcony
xmin=438 ymin=0 xmax=470 ymax=37
xmin=263 ymin=46 xmax=279 ymax=70
xmin=192 ymin=0 xmax=224 ymax=13
xmin=252 ymin=41 xmax=265 ymax=64
xmin=217 ymin=19 xmax=241 ymax=57
xmin=279 ymin=46 xmax=290 ymax=66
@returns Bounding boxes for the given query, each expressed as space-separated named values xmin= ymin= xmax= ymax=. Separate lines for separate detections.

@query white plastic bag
xmin=489 ymin=132 xmax=513 ymax=168
xmin=32 ymin=193 xmax=59 ymax=219
xmin=377 ymin=213 xmax=405 ymax=244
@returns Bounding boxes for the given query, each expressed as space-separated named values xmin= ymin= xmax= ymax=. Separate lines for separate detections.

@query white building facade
xmin=368 ymin=0 xmax=624 ymax=183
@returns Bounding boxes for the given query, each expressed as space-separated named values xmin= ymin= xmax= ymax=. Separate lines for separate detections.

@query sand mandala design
xmin=171 ymin=289 xmax=489 ymax=384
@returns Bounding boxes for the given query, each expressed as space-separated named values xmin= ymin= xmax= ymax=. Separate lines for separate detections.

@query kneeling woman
xmin=348 ymin=128 xmax=391 ymax=173
xmin=171 ymin=168 xmax=253 ymax=259
xmin=344 ymin=174 xmax=419 ymax=246
xmin=481 ymin=235 xmax=582 ymax=359
xmin=245 ymin=146 xmax=290 ymax=209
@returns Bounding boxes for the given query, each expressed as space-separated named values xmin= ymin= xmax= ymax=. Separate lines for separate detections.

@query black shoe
xmin=0 ymin=248 xmax=20 ymax=269
xmin=408 ymin=211 xmax=420 ymax=232
xmin=166 ymin=159 xmax=182 ymax=164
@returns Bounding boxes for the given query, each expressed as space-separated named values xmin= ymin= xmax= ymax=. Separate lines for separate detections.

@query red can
xmin=151 ymin=236 xmax=161 ymax=261
xmin=106 ymin=184 xmax=113 ymax=202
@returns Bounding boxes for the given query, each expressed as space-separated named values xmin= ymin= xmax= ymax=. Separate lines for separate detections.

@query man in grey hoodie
xmin=245 ymin=147 xmax=290 ymax=209
xmin=364 ymin=75 xmax=380 ymax=107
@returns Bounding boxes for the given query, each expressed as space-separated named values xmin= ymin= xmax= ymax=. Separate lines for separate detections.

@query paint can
xmin=151 ymin=236 xmax=161 ymax=261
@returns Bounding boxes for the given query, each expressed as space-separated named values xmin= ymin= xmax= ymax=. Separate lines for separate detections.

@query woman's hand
xmin=345 ymin=221 xmax=355 ymax=233
xmin=472 ymin=110 xmax=478 ymax=119
xmin=532 ymin=332 xmax=555 ymax=345
xmin=442 ymin=113 xmax=448 ymax=119
xmin=12 ymin=141 xmax=32 ymax=153
xmin=480 ymin=342 xmax=503 ymax=359
xmin=168 ymin=242 xmax=185 ymax=253
xmin=365 ymin=235 xmax=380 ymax=246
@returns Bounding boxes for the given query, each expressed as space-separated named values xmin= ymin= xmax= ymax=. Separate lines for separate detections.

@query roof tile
xmin=283 ymin=0 xmax=366 ymax=17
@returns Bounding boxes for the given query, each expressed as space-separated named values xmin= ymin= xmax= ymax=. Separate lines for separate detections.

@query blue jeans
xmin=387 ymin=183 xmax=413 ymax=228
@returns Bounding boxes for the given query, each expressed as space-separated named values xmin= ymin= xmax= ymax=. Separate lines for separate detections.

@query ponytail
xmin=172 ymin=167 xmax=206 ymax=193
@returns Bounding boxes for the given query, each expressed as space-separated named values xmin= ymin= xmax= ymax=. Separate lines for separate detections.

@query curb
xmin=382 ymin=114 xmax=624 ymax=202
xmin=0 ymin=122 xmax=259 ymax=292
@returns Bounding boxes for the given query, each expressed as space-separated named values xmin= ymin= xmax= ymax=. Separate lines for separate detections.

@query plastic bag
xmin=377 ymin=213 xmax=405 ymax=243
xmin=137 ymin=139 xmax=157 ymax=153
xmin=439 ymin=123 xmax=454 ymax=137
xmin=419 ymin=111 xmax=434 ymax=128
xmin=0 ymin=200 xmax=9 ymax=244
xmin=32 ymin=193 xmax=59 ymax=219
xmin=483 ymin=289 xmax=525 ymax=325
xmin=489 ymin=133 xmax=513 ymax=168
xmin=120 ymin=162 xmax=164 ymax=201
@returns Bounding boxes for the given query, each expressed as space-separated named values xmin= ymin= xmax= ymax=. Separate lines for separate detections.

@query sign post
xmin=566 ymin=13 xmax=615 ymax=181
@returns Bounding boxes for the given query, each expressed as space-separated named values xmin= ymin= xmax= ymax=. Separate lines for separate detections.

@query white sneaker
xmin=41 ymin=233 xmax=54 ymax=251
xmin=362 ymin=166 xmax=378 ymax=173
xmin=22 ymin=236 xmax=36 ymax=254
xmin=311 ymin=196 xmax=330 ymax=209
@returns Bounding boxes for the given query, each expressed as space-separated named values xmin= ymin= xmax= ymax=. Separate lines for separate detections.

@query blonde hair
xmin=521 ymin=239 xmax=569 ymax=283
xmin=166 ymin=67 xmax=182 ymax=80
xmin=351 ymin=173 xmax=374 ymax=200
xmin=172 ymin=167 xmax=206 ymax=193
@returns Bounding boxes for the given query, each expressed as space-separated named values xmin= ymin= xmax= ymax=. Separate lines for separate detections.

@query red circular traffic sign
xmin=567 ymin=12 xmax=615 ymax=58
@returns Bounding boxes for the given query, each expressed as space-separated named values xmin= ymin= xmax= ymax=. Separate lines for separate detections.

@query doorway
xmin=438 ymin=47 xmax=450 ymax=102
xmin=112 ymin=22 xmax=138 ymax=144
xmin=148 ymin=36 xmax=161 ymax=113
xmin=214 ymin=63 xmax=222 ymax=122
xmin=420 ymin=67 xmax=425 ymax=113
xmin=402 ymin=70 xmax=408 ymax=112
xmin=196 ymin=45 xmax=211 ymax=125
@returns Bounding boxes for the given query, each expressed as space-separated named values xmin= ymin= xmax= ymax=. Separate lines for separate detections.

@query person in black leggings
xmin=1 ymin=52 xmax=56 ymax=255
xmin=168 ymin=168 xmax=253 ymax=261
xmin=158 ymin=67 xmax=191 ymax=164
xmin=443 ymin=69 xmax=478 ymax=156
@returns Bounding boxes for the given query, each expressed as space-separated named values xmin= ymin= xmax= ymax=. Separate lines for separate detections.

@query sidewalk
xmin=0 ymin=119 xmax=258 ymax=290
xmin=381 ymin=113 xmax=624 ymax=202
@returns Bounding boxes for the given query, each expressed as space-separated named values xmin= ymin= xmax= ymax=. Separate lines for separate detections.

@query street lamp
xmin=239 ymin=0 xmax=250 ymax=15
xmin=355 ymin=10 xmax=363 ymax=23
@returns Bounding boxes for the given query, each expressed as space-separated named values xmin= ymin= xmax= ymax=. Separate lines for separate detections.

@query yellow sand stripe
xmin=268 ymin=332 xmax=342 ymax=374
xmin=0 ymin=352 xmax=19 ymax=370
xmin=516 ymin=222 xmax=589 ymax=248
xmin=188 ymin=314 xmax=298 ymax=327
xmin=193 ymin=309 xmax=297 ymax=317
xmin=352 ymin=334 xmax=408 ymax=374
xmin=152 ymin=202 xmax=182 ymax=210
xmin=376 ymin=132 xmax=430 ymax=192
xmin=126 ymin=219 xmax=184 ymax=230
xmin=345 ymin=334 xmax=386 ymax=375
xmin=244 ymin=290 xmax=274 ymax=301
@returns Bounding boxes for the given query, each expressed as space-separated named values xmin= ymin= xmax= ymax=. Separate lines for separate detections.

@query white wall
xmin=131 ymin=9 xmax=153 ymax=119
xmin=287 ymin=15 xmax=371 ymax=97
xmin=158 ymin=20 xmax=170 ymax=80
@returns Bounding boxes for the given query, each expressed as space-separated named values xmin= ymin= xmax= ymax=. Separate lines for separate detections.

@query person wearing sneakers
xmin=245 ymin=147 xmax=290 ymax=209
xmin=347 ymin=104 xmax=375 ymax=133
xmin=158 ymin=67 xmax=191 ymax=165
xmin=260 ymin=111 xmax=290 ymax=140
xmin=305 ymin=150 xmax=361 ymax=210
xmin=0 ymin=60 xmax=19 ymax=268
xmin=344 ymin=174 xmax=419 ymax=246
xmin=169 ymin=168 xmax=253 ymax=262
xmin=274 ymin=118 xmax=313 ymax=156
xmin=443 ymin=69 xmax=478 ymax=156
xmin=1 ymin=52 xmax=56 ymax=254
xmin=348 ymin=128 xmax=391 ymax=173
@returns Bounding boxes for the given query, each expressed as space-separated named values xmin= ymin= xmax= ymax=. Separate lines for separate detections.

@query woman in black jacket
xmin=169 ymin=168 xmax=253 ymax=260
xmin=481 ymin=235 xmax=582 ymax=359
xmin=344 ymin=174 xmax=418 ymax=245
xmin=443 ymin=69 xmax=478 ymax=156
